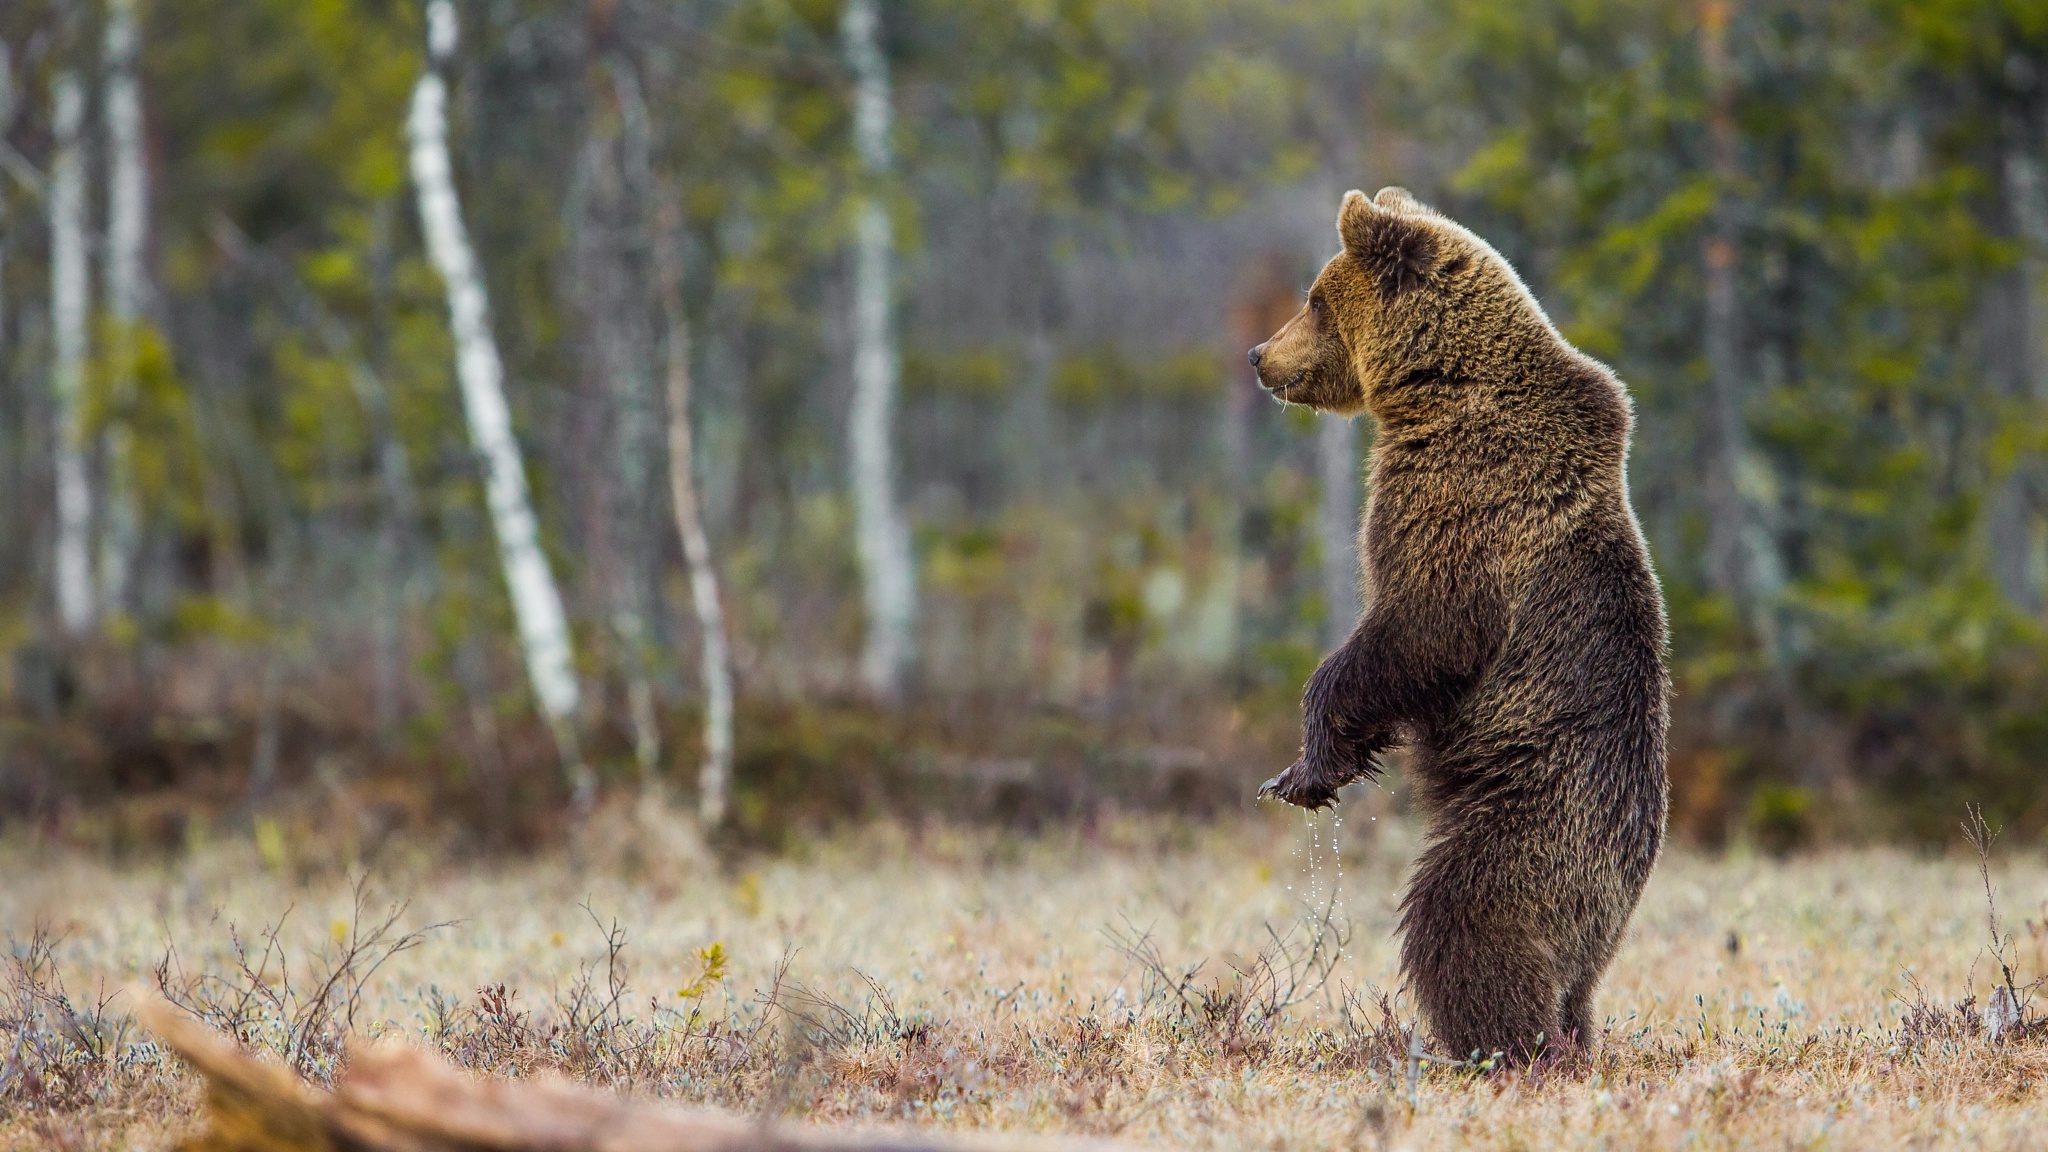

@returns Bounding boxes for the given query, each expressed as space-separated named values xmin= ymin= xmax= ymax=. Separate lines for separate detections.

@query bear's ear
xmin=1336 ymin=189 xmax=1379 ymax=255
xmin=1373 ymin=186 xmax=1421 ymax=211
xmin=1339 ymin=188 xmax=1439 ymax=297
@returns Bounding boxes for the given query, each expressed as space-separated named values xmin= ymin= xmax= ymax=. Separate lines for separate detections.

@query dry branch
xmin=136 ymin=997 xmax=1141 ymax=1152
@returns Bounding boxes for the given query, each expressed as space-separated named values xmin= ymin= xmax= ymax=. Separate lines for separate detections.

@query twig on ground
xmin=1963 ymin=805 xmax=2042 ymax=1043
xmin=1103 ymin=896 xmax=1350 ymax=1059
xmin=152 ymin=871 xmax=450 ymax=1084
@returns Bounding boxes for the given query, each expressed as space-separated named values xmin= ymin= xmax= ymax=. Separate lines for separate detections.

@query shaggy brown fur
xmin=1249 ymin=188 xmax=1670 ymax=1064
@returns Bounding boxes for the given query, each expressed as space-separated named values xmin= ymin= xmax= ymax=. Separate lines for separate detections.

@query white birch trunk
xmin=615 ymin=53 xmax=737 ymax=822
xmin=841 ymin=0 xmax=916 ymax=699
xmin=50 ymin=71 xmax=95 ymax=638
xmin=407 ymin=1 xmax=584 ymax=784
xmin=98 ymin=0 xmax=146 ymax=617
xmin=1315 ymin=414 xmax=1359 ymax=653
xmin=654 ymin=195 xmax=736 ymax=826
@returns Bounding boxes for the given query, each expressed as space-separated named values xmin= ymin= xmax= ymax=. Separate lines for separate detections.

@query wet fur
xmin=1251 ymin=188 xmax=1670 ymax=1063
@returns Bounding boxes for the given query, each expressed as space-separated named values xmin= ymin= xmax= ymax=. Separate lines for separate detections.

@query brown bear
xmin=1249 ymin=187 xmax=1669 ymax=1064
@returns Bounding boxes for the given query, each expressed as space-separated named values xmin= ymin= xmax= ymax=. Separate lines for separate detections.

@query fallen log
xmin=136 ymin=998 xmax=1138 ymax=1152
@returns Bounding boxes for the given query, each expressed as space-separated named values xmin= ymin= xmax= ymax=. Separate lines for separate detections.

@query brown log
xmin=135 ymin=998 xmax=1139 ymax=1152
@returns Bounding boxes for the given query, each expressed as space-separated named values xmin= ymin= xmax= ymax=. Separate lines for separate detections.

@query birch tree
xmin=655 ymin=192 xmax=736 ymax=827
xmin=50 ymin=70 xmax=94 ymax=638
xmin=841 ymin=0 xmax=916 ymax=699
xmin=99 ymin=0 xmax=146 ymax=617
xmin=407 ymin=0 xmax=587 ymax=796
xmin=610 ymin=55 xmax=736 ymax=823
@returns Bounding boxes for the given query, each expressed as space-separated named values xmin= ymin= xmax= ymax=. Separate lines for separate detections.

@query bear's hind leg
xmin=1559 ymin=917 xmax=1627 ymax=1054
xmin=1399 ymin=843 xmax=1564 ymax=1065
xmin=1560 ymin=978 xmax=1599 ymax=1053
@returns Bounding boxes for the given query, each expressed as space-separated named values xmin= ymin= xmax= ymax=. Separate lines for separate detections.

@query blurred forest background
xmin=0 ymin=0 xmax=2043 ymax=854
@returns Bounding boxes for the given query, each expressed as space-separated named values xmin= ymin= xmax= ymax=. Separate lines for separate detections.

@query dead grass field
xmin=4 ymin=803 xmax=2047 ymax=1150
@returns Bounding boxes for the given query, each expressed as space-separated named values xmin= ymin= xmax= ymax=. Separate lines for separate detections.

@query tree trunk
xmin=1987 ymin=145 xmax=2045 ymax=613
xmin=212 ymin=210 xmax=426 ymax=744
xmin=611 ymin=58 xmax=664 ymax=782
xmin=841 ymin=0 xmax=916 ymax=700
xmin=0 ymin=46 xmax=13 ymax=567
xmin=612 ymin=59 xmax=739 ymax=826
xmin=49 ymin=69 xmax=94 ymax=638
xmin=0 ymin=40 xmax=11 ymax=392
xmin=1191 ymin=358 xmax=1249 ymax=669
xmin=407 ymin=0 xmax=587 ymax=798
xmin=1698 ymin=0 xmax=1774 ymax=629
xmin=1314 ymin=415 xmax=1360 ymax=653
xmin=366 ymin=198 xmax=419 ymax=743
xmin=99 ymin=0 xmax=146 ymax=619
xmin=575 ymin=53 xmax=664 ymax=783
xmin=653 ymin=192 xmax=736 ymax=827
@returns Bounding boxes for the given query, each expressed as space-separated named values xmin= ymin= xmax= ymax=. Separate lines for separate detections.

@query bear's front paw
xmin=1257 ymin=758 xmax=1343 ymax=810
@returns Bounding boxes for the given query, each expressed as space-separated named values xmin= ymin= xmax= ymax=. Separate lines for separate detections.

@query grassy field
xmin=3 ymin=801 xmax=2046 ymax=1150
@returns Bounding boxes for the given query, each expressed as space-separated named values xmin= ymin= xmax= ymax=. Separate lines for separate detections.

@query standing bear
xmin=1250 ymin=187 xmax=1669 ymax=1063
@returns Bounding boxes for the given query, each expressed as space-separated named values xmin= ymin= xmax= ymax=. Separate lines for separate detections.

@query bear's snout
xmin=1247 ymin=344 xmax=1265 ymax=369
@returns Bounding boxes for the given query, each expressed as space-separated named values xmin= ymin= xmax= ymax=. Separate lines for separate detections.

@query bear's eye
xmin=1309 ymin=295 xmax=1324 ymax=317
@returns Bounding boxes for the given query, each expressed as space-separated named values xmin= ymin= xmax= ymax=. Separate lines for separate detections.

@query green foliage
xmin=5 ymin=0 xmax=2048 ymax=846
xmin=1383 ymin=0 xmax=2048 ymax=840
xmin=903 ymin=346 xmax=1016 ymax=396
xmin=1746 ymin=783 xmax=1814 ymax=856
xmin=1051 ymin=346 xmax=1225 ymax=405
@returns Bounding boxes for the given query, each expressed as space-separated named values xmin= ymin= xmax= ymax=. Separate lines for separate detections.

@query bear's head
xmin=1249 ymin=187 xmax=1551 ymax=417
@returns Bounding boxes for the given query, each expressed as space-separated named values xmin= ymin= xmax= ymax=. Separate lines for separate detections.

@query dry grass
xmin=4 ymin=801 xmax=2048 ymax=1150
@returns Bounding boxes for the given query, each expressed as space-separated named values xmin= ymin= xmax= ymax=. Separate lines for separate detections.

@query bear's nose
xmin=1247 ymin=344 xmax=1265 ymax=369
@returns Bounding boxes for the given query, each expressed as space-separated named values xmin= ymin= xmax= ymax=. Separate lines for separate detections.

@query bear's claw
xmin=1257 ymin=761 xmax=1343 ymax=810
xmin=1260 ymin=742 xmax=1391 ymax=809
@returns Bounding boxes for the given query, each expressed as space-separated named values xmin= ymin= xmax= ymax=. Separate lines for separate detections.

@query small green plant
xmin=677 ymin=943 xmax=730 ymax=1001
